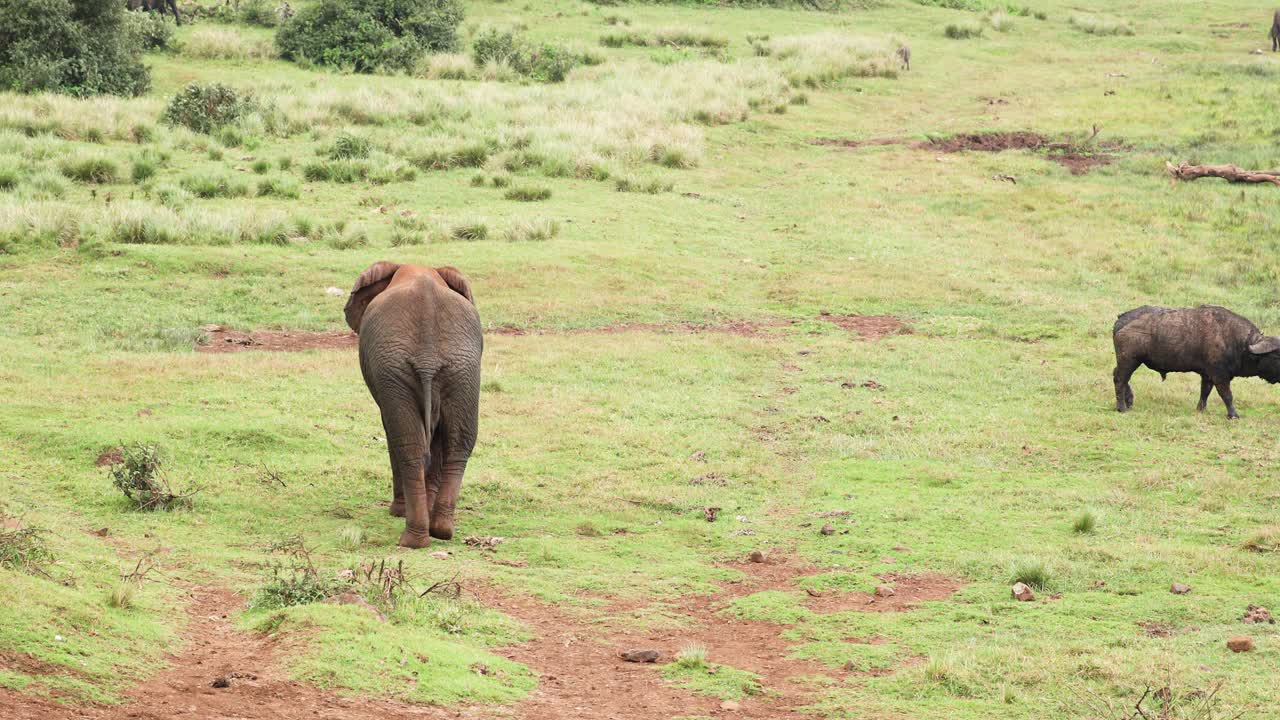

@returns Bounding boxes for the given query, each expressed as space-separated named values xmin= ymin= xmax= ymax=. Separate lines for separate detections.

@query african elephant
xmin=127 ymin=0 xmax=181 ymax=25
xmin=344 ymin=262 xmax=482 ymax=548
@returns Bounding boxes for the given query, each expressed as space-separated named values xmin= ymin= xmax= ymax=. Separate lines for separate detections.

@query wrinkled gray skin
xmin=1112 ymin=305 xmax=1280 ymax=419
xmin=345 ymin=262 xmax=482 ymax=548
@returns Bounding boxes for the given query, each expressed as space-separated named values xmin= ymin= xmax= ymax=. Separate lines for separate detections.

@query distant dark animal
xmin=1112 ymin=305 xmax=1280 ymax=419
xmin=897 ymin=44 xmax=911 ymax=71
xmin=127 ymin=0 xmax=181 ymax=25
xmin=1272 ymin=9 xmax=1280 ymax=51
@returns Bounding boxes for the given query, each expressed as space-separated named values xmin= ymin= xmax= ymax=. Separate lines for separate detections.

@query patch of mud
xmin=1139 ymin=621 xmax=1174 ymax=638
xmin=805 ymin=572 xmax=965 ymax=614
xmin=0 ymin=650 xmax=91 ymax=684
xmin=0 ymin=587 xmax=452 ymax=720
xmin=812 ymin=131 xmax=1124 ymax=175
xmin=472 ymin=557 xmax=964 ymax=719
xmin=819 ymin=312 xmax=910 ymax=340
xmin=197 ymin=326 xmax=358 ymax=353
xmin=94 ymin=447 xmax=123 ymax=467
xmin=490 ymin=320 xmax=795 ymax=338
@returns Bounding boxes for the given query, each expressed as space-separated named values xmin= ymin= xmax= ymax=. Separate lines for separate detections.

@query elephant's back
xmin=357 ymin=278 xmax=481 ymax=373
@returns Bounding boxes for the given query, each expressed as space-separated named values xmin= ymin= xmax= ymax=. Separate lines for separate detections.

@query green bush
xmin=180 ymin=172 xmax=251 ymax=198
xmin=504 ymin=185 xmax=551 ymax=202
xmin=124 ymin=9 xmax=176 ymax=51
xmin=238 ymin=0 xmax=278 ymax=27
xmin=276 ymin=0 xmax=464 ymax=73
xmin=472 ymin=27 xmax=594 ymax=82
xmin=945 ymin=21 xmax=985 ymax=39
xmin=0 ymin=0 xmax=151 ymax=96
xmin=162 ymin=82 xmax=255 ymax=134
xmin=256 ymin=175 xmax=300 ymax=198
xmin=327 ymin=131 xmax=371 ymax=160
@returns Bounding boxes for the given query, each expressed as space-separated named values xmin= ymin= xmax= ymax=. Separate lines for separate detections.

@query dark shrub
xmin=162 ymin=82 xmax=254 ymax=133
xmin=0 ymin=0 xmax=150 ymax=96
xmin=276 ymin=0 xmax=464 ymax=73
xmin=238 ymin=0 xmax=278 ymax=27
xmin=472 ymin=27 xmax=591 ymax=82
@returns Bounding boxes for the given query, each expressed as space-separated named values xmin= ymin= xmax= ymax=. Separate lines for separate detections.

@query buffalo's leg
xmin=1214 ymin=379 xmax=1239 ymax=419
xmin=1197 ymin=375 xmax=1212 ymax=412
xmin=1113 ymin=360 xmax=1138 ymax=412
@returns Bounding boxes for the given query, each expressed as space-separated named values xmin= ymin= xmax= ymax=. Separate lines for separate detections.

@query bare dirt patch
xmin=196 ymin=326 xmax=358 ymax=353
xmin=94 ymin=447 xmax=123 ymax=467
xmin=819 ymin=312 xmax=910 ymax=340
xmin=490 ymin=319 xmax=795 ymax=338
xmin=812 ymin=131 xmax=1124 ymax=175
xmin=0 ymin=587 xmax=452 ymax=720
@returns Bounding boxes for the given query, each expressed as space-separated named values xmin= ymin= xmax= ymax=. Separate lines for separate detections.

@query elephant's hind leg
xmin=379 ymin=390 xmax=432 ymax=548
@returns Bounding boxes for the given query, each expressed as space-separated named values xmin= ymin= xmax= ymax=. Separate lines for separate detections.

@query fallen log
xmin=1166 ymin=162 xmax=1280 ymax=186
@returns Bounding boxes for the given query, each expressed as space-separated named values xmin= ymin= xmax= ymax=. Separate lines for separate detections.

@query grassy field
xmin=3 ymin=0 xmax=1280 ymax=717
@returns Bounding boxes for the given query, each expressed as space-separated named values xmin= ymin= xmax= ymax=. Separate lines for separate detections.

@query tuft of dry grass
xmin=182 ymin=28 xmax=277 ymax=61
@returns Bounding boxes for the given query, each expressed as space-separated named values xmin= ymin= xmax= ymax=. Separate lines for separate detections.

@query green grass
xmin=3 ymin=0 xmax=1280 ymax=717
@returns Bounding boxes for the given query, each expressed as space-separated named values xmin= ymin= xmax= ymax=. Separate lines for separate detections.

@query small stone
xmin=892 ymin=545 xmax=911 ymax=553
xmin=720 ymin=700 xmax=740 ymax=711
xmin=874 ymin=585 xmax=895 ymax=598
xmin=1012 ymin=582 xmax=1035 ymax=602
xmin=1170 ymin=583 xmax=1191 ymax=595
xmin=211 ymin=676 xmax=231 ymax=688
xmin=1227 ymin=637 xmax=1254 ymax=653
xmin=429 ymin=551 xmax=450 ymax=560
xmin=820 ymin=523 xmax=835 ymax=536
xmin=325 ymin=287 xmax=344 ymax=296
xmin=703 ymin=506 xmax=720 ymax=523
xmin=805 ymin=588 xmax=825 ymax=598
xmin=748 ymin=550 xmax=766 ymax=563
xmin=690 ymin=450 xmax=706 ymax=462
xmin=842 ymin=660 xmax=857 ymax=672
xmin=619 ymin=649 xmax=660 ymax=663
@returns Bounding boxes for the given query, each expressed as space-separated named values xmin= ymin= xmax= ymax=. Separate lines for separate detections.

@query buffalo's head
xmin=1249 ymin=336 xmax=1280 ymax=382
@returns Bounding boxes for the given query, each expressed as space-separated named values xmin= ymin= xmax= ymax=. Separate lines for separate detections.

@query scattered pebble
xmin=874 ymin=585 xmax=895 ymax=598
xmin=820 ymin=523 xmax=835 ymax=536
xmin=325 ymin=287 xmax=344 ymax=296
xmin=690 ymin=450 xmax=706 ymax=462
xmin=892 ymin=545 xmax=911 ymax=553
xmin=1011 ymin=582 xmax=1035 ymax=602
xmin=211 ymin=676 xmax=231 ymax=689
xmin=1227 ymin=637 xmax=1254 ymax=653
xmin=720 ymin=700 xmax=741 ymax=711
xmin=429 ymin=551 xmax=450 ymax=560
xmin=619 ymin=649 xmax=660 ymax=663
xmin=748 ymin=550 xmax=766 ymax=563
xmin=703 ymin=507 xmax=720 ymax=523
xmin=1170 ymin=583 xmax=1191 ymax=595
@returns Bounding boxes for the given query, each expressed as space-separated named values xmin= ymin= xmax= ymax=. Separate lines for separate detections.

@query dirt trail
xmin=2 ymin=560 xmax=961 ymax=720
xmin=0 ymin=587 xmax=453 ymax=720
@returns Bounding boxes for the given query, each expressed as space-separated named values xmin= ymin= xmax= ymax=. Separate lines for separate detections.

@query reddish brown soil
xmin=490 ymin=320 xmax=795 ymax=338
xmin=812 ymin=131 xmax=1123 ymax=175
xmin=94 ymin=447 xmax=123 ymax=467
xmin=197 ymin=327 xmax=358 ymax=353
xmin=819 ymin=312 xmax=910 ymax=340
xmin=2 ymin=560 xmax=964 ymax=720
xmin=0 ymin=587 xmax=452 ymax=720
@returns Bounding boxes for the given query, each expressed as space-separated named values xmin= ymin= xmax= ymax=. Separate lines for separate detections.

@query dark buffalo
xmin=127 ymin=0 xmax=180 ymax=25
xmin=1272 ymin=9 xmax=1280 ymax=52
xmin=1112 ymin=305 xmax=1280 ymax=419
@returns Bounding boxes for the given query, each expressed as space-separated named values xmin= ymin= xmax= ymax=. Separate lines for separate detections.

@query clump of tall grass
xmin=1072 ymin=510 xmax=1096 ymax=534
xmin=182 ymin=28 xmax=277 ymax=60
xmin=255 ymin=175 xmax=301 ymax=198
xmin=415 ymin=53 xmax=477 ymax=80
xmin=302 ymin=159 xmax=369 ymax=183
xmin=0 ymin=202 xmax=83 ymax=253
xmin=673 ymin=643 xmax=707 ymax=670
xmin=985 ymin=11 xmax=1015 ymax=32
xmin=1069 ymin=14 xmax=1135 ymax=36
xmin=601 ymin=26 xmax=728 ymax=49
xmin=327 ymin=130 xmax=372 ymax=160
xmin=503 ymin=185 xmax=552 ymax=202
xmin=751 ymin=33 xmax=899 ymax=87
xmin=615 ymin=175 xmax=673 ymax=194
xmin=180 ymin=172 xmax=252 ymax=198
xmin=472 ymin=27 xmax=602 ymax=82
xmin=945 ymin=21 xmax=985 ymax=40
xmin=0 ymin=163 xmax=20 ymax=191
xmin=20 ymin=172 xmax=69 ymax=201
xmin=1007 ymin=557 xmax=1052 ymax=589
xmin=503 ymin=216 xmax=559 ymax=242
xmin=0 ymin=93 xmax=162 ymax=142
xmin=60 ymin=155 xmax=121 ymax=184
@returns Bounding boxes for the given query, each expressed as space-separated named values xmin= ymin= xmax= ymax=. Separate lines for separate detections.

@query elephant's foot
xmin=398 ymin=528 xmax=431 ymax=549
xmin=389 ymin=500 xmax=406 ymax=518
xmin=429 ymin=522 xmax=454 ymax=541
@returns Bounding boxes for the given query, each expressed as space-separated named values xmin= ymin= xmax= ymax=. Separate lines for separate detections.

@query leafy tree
xmin=0 ymin=0 xmax=150 ymax=96
xmin=276 ymin=0 xmax=463 ymax=73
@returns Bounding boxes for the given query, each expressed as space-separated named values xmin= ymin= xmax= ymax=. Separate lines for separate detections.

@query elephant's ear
xmin=1249 ymin=335 xmax=1280 ymax=354
xmin=344 ymin=261 xmax=401 ymax=333
xmin=436 ymin=266 xmax=475 ymax=306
